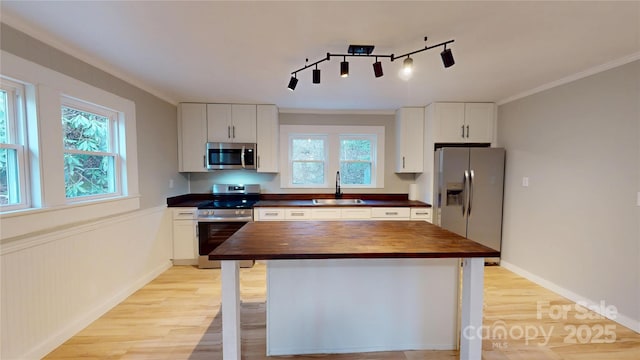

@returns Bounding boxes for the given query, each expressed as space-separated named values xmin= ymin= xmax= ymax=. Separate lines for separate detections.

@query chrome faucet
xmin=335 ymin=171 xmax=342 ymax=198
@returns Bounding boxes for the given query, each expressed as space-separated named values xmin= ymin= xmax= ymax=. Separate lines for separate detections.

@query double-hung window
xmin=339 ymin=135 xmax=376 ymax=186
xmin=0 ymin=78 xmax=28 ymax=210
xmin=61 ymin=97 xmax=120 ymax=201
xmin=290 ymin=135 xmax=327 ymax=186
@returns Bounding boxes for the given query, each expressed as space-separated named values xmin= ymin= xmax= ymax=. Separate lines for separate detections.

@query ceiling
xmin=1 ymin=1 xmax=639 ymax=111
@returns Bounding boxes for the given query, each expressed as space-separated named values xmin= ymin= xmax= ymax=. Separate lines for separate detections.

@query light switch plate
xmin=637 ymin=192 xmax=640 ymax=207
xmin=522 ymin=177 xmax=529 ymax=187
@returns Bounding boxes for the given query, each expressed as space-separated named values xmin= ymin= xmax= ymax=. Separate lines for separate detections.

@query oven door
xmin=206 ymin=142 xmax=256 ymax=170
xmin=197 ymin=221 xmax=254 ymax=268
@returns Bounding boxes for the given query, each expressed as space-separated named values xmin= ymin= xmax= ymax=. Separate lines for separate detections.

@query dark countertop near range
xmin=167 ymin=193 xmax=430 ymax=208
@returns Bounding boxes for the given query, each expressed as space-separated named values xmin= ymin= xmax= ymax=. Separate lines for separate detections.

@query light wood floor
xmin=45 ymin=262 xmax=640 ymax=360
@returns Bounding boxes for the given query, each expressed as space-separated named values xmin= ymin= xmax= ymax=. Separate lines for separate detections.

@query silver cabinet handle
xmin=385 ymin=212 xmax=398 ymax=216
xmin=203 ymin=155 xmax=206 ymax=167
xmin=461 ymin=125 xmax=465 ymax=138
xmin=265 ymin=212 xmax=279 ymax=216
xmin=463 ymin=171 xmax=469 ymax=217
xmin=178 ymin=212 xmax=194 ymax=216
xmin=257 ymin=155 xmax=260 ymax=169
xmin=241 ymin=145 xmax=246 ymax=169
xmin=466 ymin=125 xmax=470 ymax=138
xmin=232 ymin=126 xmax=235 ymax=138
xmin=402 ymin=156 xmax=405 ymax=169
xmin=290 ymin=212 xmax=305 ymax=216
xmin=228 ymin=126 xmax=231 ymax=139
xmin=415 ymin=212 xmax=429 ymax=215
xmin=468 ymin=170 xmax=474 ymax=216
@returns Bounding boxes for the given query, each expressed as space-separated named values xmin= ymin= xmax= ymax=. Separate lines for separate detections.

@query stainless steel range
xmin=196 ymin=184 xmax=260 ymax=269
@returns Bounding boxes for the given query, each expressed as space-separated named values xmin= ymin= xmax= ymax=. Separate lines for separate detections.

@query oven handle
xmin=197 ymin=216 xmax=254 ymax=223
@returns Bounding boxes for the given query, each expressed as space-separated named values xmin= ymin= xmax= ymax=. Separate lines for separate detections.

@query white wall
xmin=1 ymin=206 xmax=173 ymax=359
xmin=497 ymin=60 xmax=640 ymax=332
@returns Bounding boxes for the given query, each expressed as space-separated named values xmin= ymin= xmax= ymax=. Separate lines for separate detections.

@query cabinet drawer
xmin=371 ymin=207 xmax=410 ymax=219
xmin=257 ymin=208 xmax=285 ymax=221
xmin=285 ymin=208 xmax=312 ymax=220
xmin=411 ymin=208 xmax=432 ymax=222
xmin=311 ymin=208 xmax=342 ymax=220
xmin=340 ymin=207 xmax=371 ymax=219
xmin=172 ymin=208 xmax=197 ymax=220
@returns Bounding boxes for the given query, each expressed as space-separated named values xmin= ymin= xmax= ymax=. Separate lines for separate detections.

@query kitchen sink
xmin=312 ymin=198 xmax=365 ymax=205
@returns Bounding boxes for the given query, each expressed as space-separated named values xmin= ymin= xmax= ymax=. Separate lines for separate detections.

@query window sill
xmin=0 ymin=195 xmax=140 ymax=241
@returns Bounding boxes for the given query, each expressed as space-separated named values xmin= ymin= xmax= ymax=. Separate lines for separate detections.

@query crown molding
xmin=1 ymin=16 xmax=178 ymax=106
xmin=497 ymin=52 xmax=640 ymax=106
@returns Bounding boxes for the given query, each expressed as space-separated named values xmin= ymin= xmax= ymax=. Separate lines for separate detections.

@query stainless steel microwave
xmin=206 ymin=142 xmax=256 ymax=170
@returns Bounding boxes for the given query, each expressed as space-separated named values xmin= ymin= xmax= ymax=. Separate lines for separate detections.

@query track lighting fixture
xmin=402 ymin=56 xmax=413 ymax=75
xmin=287 ymin=75 xmax=298 ymax=91
xmin=340 ymin=57 xmax=349 ymax=78
xmin=373 ymin=57 xmax=383 ymax=78
xmin=287 ymin=35 xmax=454 ymax=90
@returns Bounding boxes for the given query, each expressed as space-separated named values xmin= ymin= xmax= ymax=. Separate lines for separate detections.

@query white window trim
xmin=0 ymin=77 xmax=30 ymax=211
xmin=0 ymin=50 xmax=140 ymax=241
xmin=280 ymin=125 xmax=385 ymax=189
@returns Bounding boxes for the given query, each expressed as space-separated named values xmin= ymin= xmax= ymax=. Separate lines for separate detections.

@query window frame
xmin=288 ymin=134 xmax=328 ymax=188
xmin=0 ymin=77 xmax=30 ymax=211
xmin=280 ymin=125 xmax=385 ymax=189
xmin=339 ymin=134 xmax=377 ymax=187
xmin=61 ymin=96 xmax=122 ymax=202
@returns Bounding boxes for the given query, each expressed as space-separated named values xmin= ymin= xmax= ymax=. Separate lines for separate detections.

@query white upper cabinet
xmin=207 ymin=104 xmax=257 ymax=143
xmin=395 ymin=107 xmax=424 ymax=173
xmin=430 ymin=102 xmax=495 ymax=143
xmin=256 ymin=104 xmax=279 ymax=173
xmin=178 ymin=103 xmax=208 ymax=172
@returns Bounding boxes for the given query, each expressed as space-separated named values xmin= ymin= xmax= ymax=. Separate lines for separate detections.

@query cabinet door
xmin=395 ymin=107 xmax=424 ymax=173
xmin=464 ymin=103 xmax=494 ymax=143
xmin=231 ymin=104 xmax=257 ymax=143
xmin=433 ymin=102 xmax=465 ymax=143
xmin=207 ymin=104 xmax=232 ymax=142
xmin=178 ymin=103 xmax=208 ymax=172
xmin=256 ymin=105 xmax=279 ymax=172
xmin=312 ymin=208 xmax=341 ymax=220
xmin=172 ymin=220 xmax=197 ymax=260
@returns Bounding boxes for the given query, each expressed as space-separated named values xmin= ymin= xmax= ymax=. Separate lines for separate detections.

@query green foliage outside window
xmin=62 ymin=106 xmax=115 ymax=198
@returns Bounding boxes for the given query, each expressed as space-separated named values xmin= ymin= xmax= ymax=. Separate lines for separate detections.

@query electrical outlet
xmin=169 ymin=179 xmax=174 ymax=189
xmin=521 ymin=177 xmax=529 ymax=187
xmin=637 ymin=192 xmax=640 ymax=207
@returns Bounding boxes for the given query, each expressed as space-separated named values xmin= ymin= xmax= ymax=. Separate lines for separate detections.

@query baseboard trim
xmin=24 ymin=260 xmax=173 ymax=360
xmin=500 ymin=260 xmax=640 ymax=334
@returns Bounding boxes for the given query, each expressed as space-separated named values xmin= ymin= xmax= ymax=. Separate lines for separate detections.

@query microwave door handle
xmin=241 ymin=145 xmax=246 ymax=169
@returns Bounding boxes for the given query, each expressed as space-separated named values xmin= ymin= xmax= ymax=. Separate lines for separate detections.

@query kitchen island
xmin=209 ymin=221 xmax=499 ymax=360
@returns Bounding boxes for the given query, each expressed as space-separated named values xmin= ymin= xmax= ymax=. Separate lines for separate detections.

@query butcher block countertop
xmin=209 ymin=221 xmax=499 ymax=260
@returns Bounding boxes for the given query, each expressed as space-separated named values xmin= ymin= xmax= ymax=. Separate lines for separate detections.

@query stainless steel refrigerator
xmin=433 ymin=147 xmax=505 ymax=254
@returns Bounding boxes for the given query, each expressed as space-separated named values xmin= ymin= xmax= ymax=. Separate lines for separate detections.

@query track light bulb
xmin=403 ymin=56 xmax=413 ymax=75
xmin=441 ymin=48 xmax=455 ymax=68
xmin=312 ymin=68 xmax=321 ymax=84
xmin=287 ymin=76 xmax=298 ymax=91
xmin=340 ymin=58 xmax=349 ymax=78
xmin=373 ymin=60 xmax=383 ymax=78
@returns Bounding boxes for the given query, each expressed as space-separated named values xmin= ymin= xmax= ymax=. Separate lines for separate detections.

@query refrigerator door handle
xmin=468 ymin=170 xmax=475 ymax=216
xmin=462 ymin=170 xmax=469 ymax=217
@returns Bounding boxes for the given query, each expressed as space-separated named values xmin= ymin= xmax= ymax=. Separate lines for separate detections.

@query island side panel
xmin=221 ymin=261 xmax=241 ymax=360
xmin=266 ymin=258 xmax=459 ymax=356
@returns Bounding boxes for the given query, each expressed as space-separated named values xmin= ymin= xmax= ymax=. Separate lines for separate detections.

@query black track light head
xmin=340 ymin=57 xmax=349 ymax=78
xmin=441 ymin=48 xmax=455 ymax=68
xmin=288 ymin=76 xmax=298 ymax=91
xmin=312 ymin=68 xmax=321 ymax=84
xmin=373 ymin=60 xmax=383 ymax=78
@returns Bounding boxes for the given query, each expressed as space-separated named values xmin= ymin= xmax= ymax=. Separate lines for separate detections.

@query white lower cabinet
xmin=371 ymin=207 xmax=411 ymax=220
xmin=256 ymin=206 xmax=429 ymax=222
xmin=172 ymin=208 xmax=198 ymax=264
xmin=340 ymin=207 xmax=372 ymax=220
xmin=286 ymin=208 xmax=312 ymax=220
xmin=256 ymin=208 xmax=285 ymax=221
xmin=410 ymin=207 xmax=432 ymax=223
